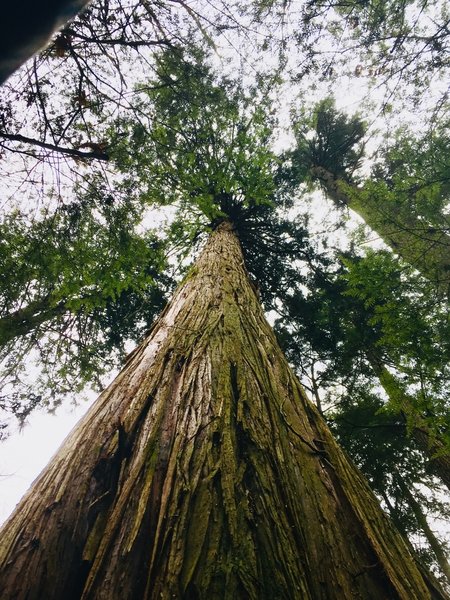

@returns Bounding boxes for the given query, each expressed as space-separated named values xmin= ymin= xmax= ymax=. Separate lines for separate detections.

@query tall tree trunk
xmin=368 ymin=354 xmax=450 ymax=492
xmin=380 ymin=487 xmax=450 ymax=588
xmin=0 ymin=222 xmax=446 ymax=599
xmin=396 ymin=477 xmax=450 ymax=585
xmin=311 ymin=166 xmax=450 ymax=295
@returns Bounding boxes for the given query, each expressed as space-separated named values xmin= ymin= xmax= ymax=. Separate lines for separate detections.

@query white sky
xmin=0 ymin=399 xmax=93 ymax=524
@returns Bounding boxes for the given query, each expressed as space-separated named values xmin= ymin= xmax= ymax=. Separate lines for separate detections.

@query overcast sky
xmin=0 ymin=398 xmax=94 ymax=524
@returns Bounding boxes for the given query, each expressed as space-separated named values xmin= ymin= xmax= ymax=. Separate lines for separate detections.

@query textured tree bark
xmin=310 ymin=166 xmax=450 ymax=295
xmin=0 ymin=222 xmax=446 ymax=599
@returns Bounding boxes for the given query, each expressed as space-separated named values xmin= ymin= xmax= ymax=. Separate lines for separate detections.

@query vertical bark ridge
xmin=0 ymin=221 xmax=446 ymax=599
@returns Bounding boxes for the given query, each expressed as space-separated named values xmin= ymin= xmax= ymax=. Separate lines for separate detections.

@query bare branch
xmin=0 ymin=132 xmax=109 ymax=161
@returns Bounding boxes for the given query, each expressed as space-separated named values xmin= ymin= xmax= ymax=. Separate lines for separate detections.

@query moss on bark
xmin=0 ymin=222 xmax=447 ymax=599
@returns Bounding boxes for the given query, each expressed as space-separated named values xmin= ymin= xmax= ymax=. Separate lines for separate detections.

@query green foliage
xmin=283 ymin=98 xmax=367 ymax=186
xmin=0 ymin=183 xmax=169 ymax=431
xmin=340 ymin=250 xmax=450 ymax=443
xmin=296 ymin=0 xmax=449 ymax=110
xmin=333 ymin=0 xmax=416 ymax=41
xmin=274 ymin=243 xmax=450 ymax=574
xmin=274 ymin=241 xmax=450 ymax=445
xmin=369 ymin=126 xmax=450 ymax=231
xmin=0 ymin=47 xmax=299 ymax=431
xmin=342 ymin=251 xmax=450 ymax=377
xmin=330 ymin=389 xmax=422 ymax=508
xmin=330 ymin=389 xmax=450 ymax=573
xmin=109 ymin=48 xmax=278 ymax=225
xmin=0 ymin=30 xmax=449 ymax=580
xmin=1 ymin=203 xmax=154 ymax=315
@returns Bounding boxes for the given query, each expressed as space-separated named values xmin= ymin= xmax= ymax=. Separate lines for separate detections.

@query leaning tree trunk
xmin=367 ymin=354 xmax=450 ymax=493
xmin=0 ymin=222 xmax=446 ymax=599
xmin=0 ymin=0 xmax=92 ymax=84
xmin=396 ymin=477 xmax=450 ymax=585
xmin=311 ymin=166 xmax=450 ymax=295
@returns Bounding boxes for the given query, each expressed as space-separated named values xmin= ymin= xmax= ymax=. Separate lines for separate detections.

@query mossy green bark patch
xmin=0 ymin=222 xmax=446 ymax=599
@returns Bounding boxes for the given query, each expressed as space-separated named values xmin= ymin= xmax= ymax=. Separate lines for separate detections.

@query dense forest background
xmin=0 ymin=0 xmax=449 ymax=585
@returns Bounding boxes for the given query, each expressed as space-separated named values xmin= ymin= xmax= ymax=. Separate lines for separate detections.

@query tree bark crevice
xmin=0 ymin=222 xmax=446 ymax=599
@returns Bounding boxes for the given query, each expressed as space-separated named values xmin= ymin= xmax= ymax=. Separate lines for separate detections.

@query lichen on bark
xmin=0 ymin=221 xmax=447 ymax=599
